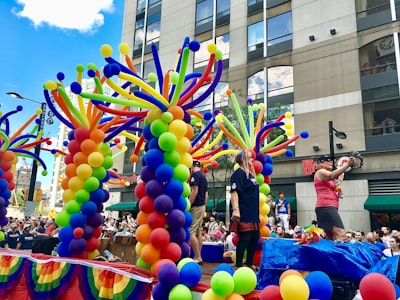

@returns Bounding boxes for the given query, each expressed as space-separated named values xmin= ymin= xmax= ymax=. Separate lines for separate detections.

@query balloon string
xmin=18 ymin=138 xmax=49 ymax=150
xmin=120 ymin=131 xmax=140 ymax=143
xmin=100 ymin=106 xmax=128 ymax=133
xmin=170 ymin=47 xmax=190 ymax=106
xmin=76 ymin=69 xmax=88 ymax=125
xmin=192 ymin=131 xmax=223 ymax=156
xmin=9 ymin=113 xmax=39 ymax=143
xmin=193 ymin=145 xmax=223 ymax=160
xmin=0 ymin=131 xmax=10 ymax=151
xmin=88 ymin=75 xmax=107 ymax=121
xmin=260 ymin=113 xmax=286 ymax=141
xmin=269 ymin=149 xmax=287 ymax=157
xmin=90 ymin=111 xmax=103 ymax=132
xmin=133 ymin=135 xmax=145 ymax=155
xmin=229 ymin=92 xmax=251 ymax=149
xmin=151 ymin=44 xmax=164 ymax=94
xmin=255 ymin=121 xmax=284 ymax=152
xmin=12 ymin=149 xmax=47 ymax=171
xmin=45 ymin=89 xmax=74 ymax=129
xmin=255 ymin=107 xmax=265 ymax=134
xmin=201 ymin=149 xmax=239 ymax=165
xmin=217 ymin=123 xmax=244 ymax=149
xmin=163 ymin=71 xmax=171 ymax=100
xmin=124 ymin=54 xmax=138 ymax=73
xmin=187 ymin=109 xmax=203 ymax=120
xmin=94 ymin=104 xmax=147 ymax=117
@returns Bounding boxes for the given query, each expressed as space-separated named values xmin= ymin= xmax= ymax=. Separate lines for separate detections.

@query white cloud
xmin=13 ymin=0 xmax=116 ymax=33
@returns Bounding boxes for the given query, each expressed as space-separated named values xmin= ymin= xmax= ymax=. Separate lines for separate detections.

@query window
xmin=137 ymin=0 xmax=146 ymax=13
xmin=355 ymin=0 xmax=390 ymax=19
xmin=134 ymin=19 xmax=145 ymax=51
xmin=267 ymin=12 xmax=292 ymax=46
xmin=360 ymin=35 xmax=396 ymax=76
xmin=248 ymin=70 xmax=265 ymax=103
xmin=143 ymin=60 xmax=155 ymax=80
xmin=216 ymin=33 xmax=230 ymax=61
xmin=191 ymin=82 xmax=229 ymax=112
xmin=217 ymin=0 xmax=230 ymax=18
xmin=194 ymin=39 xmax=213 ymax=69
xmin=364 ymin=99 xmax=400 ymax=135
xmin=268 ymin=66 xmax=293 ymax=97
xmin=196 ymin=0 xmax=213 ymax=27
xmin=248 ymin=21 xmax=264 ymax=52
xmin=146 ymin=12 xmax=161 ymax=45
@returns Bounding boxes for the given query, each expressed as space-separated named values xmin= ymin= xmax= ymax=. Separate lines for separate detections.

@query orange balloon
xmin=168 ymin=106 xmax=184 ymax=120
xmin=279 ymin=269 xmax=303 ymax=285
xmin=226 ymin=293 xmax=245 ymax=300
xmin=80 ymin=139 xmax=97 ymax=155
xmin=185 ymin=124 xmax=194 ymax=139
xmin=140 ymin=243 xmax=161 ymax=264
xmin=151 ymin=258 xmax=175 ymax=277
xmin=135 ymin=224 xmax=152 ymax=244
xmin=73 ymin=152 xmax=88 ymax=165
xmin=2 ymin=150 xmax=15 ymax=162
xmin=61 ymin=177 xmax=70 ymax=190
xmin=259 ymin=215 xmax=267 ymax=226
xmin=65 ymin=164 xmax=77 ymax=178
xmin=137 ymin=211 xmax=149 ymax=225
xmin=259 ymin=226 xmax=270 ymax=238
xmin=90 ymin=129 xmax=105 ymax=144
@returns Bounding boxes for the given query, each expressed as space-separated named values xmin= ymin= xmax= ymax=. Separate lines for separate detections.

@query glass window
xmin=214 ymin=82 xmax=229 ymax=108
xmin=217 ymin=0 xmax=230 ymax=18
xmin=267 ymin=12 xmax=292 ymax=46
xmin=355 ymin=0 xmax=390 ymax=19
xmin=268 ymin=66 xmax=293 ymax=97
xmin=149 ymin=0 xmax=161 ymax=8
xmin=193 ymin=85 xmax=213 ymax=112
xmin=196 ymin=0 xmax=213 ymax=27
xmin=248 ymin=21 xmax=264 ymax=52
xmin=137 ymin=0 xmax=146 ymax=13
xmin=146 ymin=20 xmax=160 ymax=45
xmin=364 ymin=99 xmax=400 ymax=135
xmin=248 ymin=0 xmax=262 ymax=5
xmin=194 ymin=39 xmax=213 ymax=69
xmin=143 ymin=60 xmax=155 ymax=80
xmin=216 ymin=33 xmax=230 ymax=61
xmin=247 ymin=70 xmax=265 ymax=102
xmin=134 ymin=27 xmax=145 ymax=50
xmin=360 ymin=35 xmax=396 ymax=76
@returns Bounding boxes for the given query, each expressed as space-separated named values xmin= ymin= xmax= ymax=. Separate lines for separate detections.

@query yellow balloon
xmin=226 ymin=292 xmax=245 ymax=300
xmin=202 ymin=288 xmax=226 ymax=300
xmin=88 ymin=249 xmax=100 ymax=260
xmin=260 ymin=203 xmax=268 ymax=216
xmin=119 ymin=43 xmax=130 ymax=55
xmin=280 ymin=274 xmax=309 ymax=300
xmin=169 ymin=120 xmax=187 ymax=138
xmin=234 ymin=163 xmax=240 ymax=171
xmin=146 ymin=108 xmax=163 ymax=123
xmin=135 ymin=241 xmax=144 ymax=257
xmin=285 ymin=111 xmax=292 ymax=118
xmin=87 ymin=152 xmax=104 ymax=168
xmin=284 ymin=122 xmax=293 ymax=129
xmin=259 ymin=193 xmax=267 ymax=203
xmin=76 ymin=164 xmax=93 ymax=179
xmin=175 ymin=137 xmax=192 ymax=154
xmin=62 ymin=189 xmax=75 ymax=202
xmin=262 ymin=203 xmax=270 ymax=216
xmin=179 ymin=152 xmax=193 ymax=168
xmin=68 ymin=176 xmax=84 ymax=191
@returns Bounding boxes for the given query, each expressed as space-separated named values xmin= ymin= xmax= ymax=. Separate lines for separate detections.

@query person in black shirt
xmin=7 ymin=223 xmax=20 ymax=249
xmin=230 ymin=150 xmax=260 ymax=270
xmin=189 ymin=160 xmax=208 ymax=265
xmin=16 ymin=224 xmax=35 ymax=251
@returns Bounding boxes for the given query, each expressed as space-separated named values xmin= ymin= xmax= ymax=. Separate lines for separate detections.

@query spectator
xmin=275 ymin=191 xmax=291 ymax=232
xmin=345 ymin=231 xmax=356 ymax=244
xmin=7 ymin=223 xmax=20 ymax=249
xmin=225 ymin=232 xmax=236 ymax=251
xmin=381 ymin=117 xmax=396 ymax=134
xmin=381 ymin=226 xmax=391 ymax=247
xmin=212 ymin=230 xmax=223 ymax=244
xmin=201 ymin=226 xmax=211 ymax=242
xmin=365 ymin=231 xmax=386 ymax=251
xmin=16 ymin=224 xmax=35 ymax=251
xmin=207 ymin=216 xmax=218 ymax=236
xmin=0 ymin=228 xmax=9 ymax=249
xmin=267 ymin=194 xmax=276 ymax=226
xmin=355 ymin=231 xmax=365 ymax=242
xmin=44 ymin=219 xmax=56 ymax=235
xmin=32 ymin=220 xmax=47 ymax=237
xmin=276 ymin=226 xmax=286 ymax=238
xmin=383 ymin=237 xmax=400 ymax=257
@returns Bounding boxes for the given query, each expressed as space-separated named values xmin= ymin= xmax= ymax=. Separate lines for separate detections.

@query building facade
xmin=114 ymin=0 xmax=400 ymax=233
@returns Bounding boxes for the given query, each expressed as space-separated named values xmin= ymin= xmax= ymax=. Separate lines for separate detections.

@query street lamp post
xmin=328 ymin=120 xmax=347 ymax=170
xmin=6 ymin=92 xmax=47 ymax=202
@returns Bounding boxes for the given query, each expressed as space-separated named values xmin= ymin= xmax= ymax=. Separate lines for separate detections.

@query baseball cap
xmin=23 ymin=224 xmax=32 ymax=230
xmin=317 ymin=155 xmax=333 ymax=163
xmin=192 ymin=160 xmax=201 ymax=168
xmin=10 ymin=223 xmax=17 ymax=228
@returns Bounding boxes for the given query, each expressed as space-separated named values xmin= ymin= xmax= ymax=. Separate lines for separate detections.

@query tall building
xmin=116 ymin=0 xmax=400 ymax=232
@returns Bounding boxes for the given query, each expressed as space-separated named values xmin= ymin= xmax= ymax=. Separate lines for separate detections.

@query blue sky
xmin=0 ymin=0 xmax=125 ymax=187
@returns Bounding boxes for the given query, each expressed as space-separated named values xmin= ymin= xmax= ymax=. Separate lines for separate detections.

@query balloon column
xmin=0 ymin=105 xmax=50 ymax=227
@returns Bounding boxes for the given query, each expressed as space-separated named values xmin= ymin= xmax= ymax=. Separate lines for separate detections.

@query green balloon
xmin=102 ymin=156 xmax=113 ymax=170
xmin=233 ymin=267 xmax=257 ymax=295
xmin=158 ymin=132 xmax=177 ymax=152
xmin=260 ymin=183 xmax=270 ymax=195
xmin=169 ymin=284 xmax=192 ymax=300
xmin=93 ymin=166 xmax=107 ymax=180
xmin=164 ymin=150 xmax=181 ymax=167
xmin=256 ymin=173 xmax=264 ymax=184
xmin=55 ymin=210 xmax=71 ymax=227
xmin=99 ymin=143 xmax=110 ymax=152
xmin=65 ymin=200 xmax=81 ymax=214
xmin=0 ymin=231 xmax=5 ymax=241
xmin=161 ymin=111 xmax=173 ymax=123
xmin=136 ymin=257 xmax=151 ymax=270
xmin=210 ymin=271 xmax=234 ymax=297
xmin=75 ymin=189 xmax=90 ymax=203
xmin=173 ymin=164 xmax=190 ymax=182
xmin=182 ymin=182 xmax=191 ymax=198
xmin=150 ymin=119 xmax=168 ymax=137
xmin=84 ymin=177 xmax=100 ymax=192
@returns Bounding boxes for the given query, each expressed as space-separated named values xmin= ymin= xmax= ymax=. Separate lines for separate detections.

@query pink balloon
xmin=359 ymin=272 xmax=395 ymax=300
xmin=260 ymin=285 xmax=282 ymax=300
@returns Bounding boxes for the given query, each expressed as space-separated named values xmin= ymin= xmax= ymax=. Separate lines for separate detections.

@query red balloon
xmin=202 ymin=167 xmax=209 ymax=174
xmin=210 ymin=160 xmax=219 ymax=168
xmin=7 ymin=181 xmax=15 ymax=191
xmin=232 ymin=233 xmax=239 ymax=246
xmin=73 ymin=251 xmax=88 ymax=260
xmin=148 ymin=211 xmax=167 ymax=229
xmin=360 ymin=272 xmax=395 ymax=300
xmin=74 ymin=128 xmax=90 ymax=143
xmin=0 ymin=161 xmax=11 ymax=172
xmin=254 ymin=250 xmax=262 ymax=266
xmin=150 ymin=228 xmax=170 ymax=249
xmin=264 ymin=176 xmax=271 ymax=184
xmin=86 ymin=237 xmax=100 ymax=252
xmin=1 ymin=171 xmax=13 ymax=182
xmin=64 ymin=154 xmax=73 ymax=165
xmin=92 ymin=226 xmax=102 ymax=238
xmin=139 ymin=196 xmax=155 ymax=214
xmin=160 ymin=242 xmax=181 ymax=262
xmin=135 ymin=182 xmax=147 ymax=199
xmin=67 ymin=140 xmax=81 ymax=155
xmin=260 ymin=285 xmax=282 ymax=300
xmin=73 ymin=227 xmax=84 ymax=238
xmin=253 ymin=160 xmax=263 ymax=174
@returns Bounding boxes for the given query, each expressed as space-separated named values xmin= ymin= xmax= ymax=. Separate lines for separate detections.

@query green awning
xmin=364 ymin=195 xmax=400 ymax=211
xmin=105 ymin=202 xmax=138 ymax=211
xmin=206 ymin=199 xmax=226 ymax=212
xmin=288 ymin=197 xmax=296 ymax=211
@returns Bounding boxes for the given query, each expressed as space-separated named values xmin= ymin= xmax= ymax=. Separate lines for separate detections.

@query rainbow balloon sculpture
xmin=0 ymin=106 xmax=50 ymax=227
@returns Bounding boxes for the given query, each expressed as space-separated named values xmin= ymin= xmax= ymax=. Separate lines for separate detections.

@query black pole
xmin=27 ymin=102 xmax=47 ymax=202
xmin=329 ymin=120 xmax=336 ymax=171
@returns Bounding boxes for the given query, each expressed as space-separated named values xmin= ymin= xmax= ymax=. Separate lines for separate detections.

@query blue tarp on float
xmin=257 ymin=238 xmax=399 ymax=290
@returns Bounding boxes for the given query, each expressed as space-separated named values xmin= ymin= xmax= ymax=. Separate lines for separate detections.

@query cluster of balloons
xmin=55 ymin=127 xmax=112 ymax=258
xmin=202 ymin=264 xmax=257 ymax=300
xmin=134 ymin=106 xmax=194 ymax=270
xmin=0 ymin=150 xmax=16 ymax=227
xmin=152 ymin=258 xmax=202 ymax=300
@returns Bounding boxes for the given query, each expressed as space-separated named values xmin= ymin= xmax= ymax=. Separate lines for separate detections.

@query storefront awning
xmin=364 ymin=195 xmax=400 ymax=211
xmin=206 ymin=199 xmax=226 ymax=212
xmin=288 ymin=197 xmax=296 ymax=211
xmin=105 ymin=202 xmax=138 ymax=211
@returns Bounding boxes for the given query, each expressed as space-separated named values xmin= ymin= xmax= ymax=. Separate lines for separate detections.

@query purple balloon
xmin=140 ymin=166 xmax=156 ymax=183
xmin=96 ymin=203 xmax=104 ymax=213
xmin=168 ymin=227 xmax=186 ymax=244
xmin=255 ymin=152 xmax=266 ymax=163
xmin=0 ymin=207 xmax=7 ymax=217
xmin=68 ymin=130 xmax=75 ymax=141
xmin=68 ymin=238 xmax=87 ymax=255
xmin=256 ymin=237 xmax=265 ymax=250
xmin=180 ymin=242 xmax=190 ymax=259
xmin=82 ymin=224 xmax=94 ymax=240
xmin=158 ymin=264 xmax=180 ymax=290
xmin=154 ymin=194 xmax=174 ymax=214
xmin=0 ymin=216 xmax=8 ymax=227
xmin=152 ymin=282 xmax=170 ymax=300
xmin=166 ymin=209 xmax=185 ymax=230
xmin=86 ymin=213 xmax=103 ymax=227
xmin=103 ymin=189 xmax=110 ymax=202
xmin=145 ymin=179 xmax=164 ymax=198
xmin=0 ymin=197 xmax=5 ymax=208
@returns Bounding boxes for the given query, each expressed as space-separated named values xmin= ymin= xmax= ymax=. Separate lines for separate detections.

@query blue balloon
xmin=262 ymin=163 xmax=274 ymax=176
xmin=152 ymin=282 xmax=169 ymax=300
xmin=0 ymin=180 xmax=8 ymax=191
xmin=305 ymin=271 xmax=333 ymax=300
xmin=58 ymin=226 xmax=74 ymax=242
xmin=164 ymin=180 xmax=184 ymax=200
xmin=144 ymin=149 xmax=164 ymax=169
xmin=180 ymin=261 xmax=202 ymax=287
xmin=90 ymin=189 xmax=105 ymax=204
xmin=70 ymin=213 xmax=87 ymax=228
xmin=142 ymin=125 xmax=154 ymax=141
xmin=155 ymin=164 xmax=174 ymax=183
xmin=183 ymin=211 xmax=193 ymax=228
xmin=57 ymin=242 xmax=72 ymax=257
xmin=158 ymin=264 xmax=180 ymax=290
xmin=214 ymin=263 xmax=235 ymax=276
xmin=81 ymin=201 xmax=97 ymax=216
xmin=173 ymin=196 xmax=187 ymax=211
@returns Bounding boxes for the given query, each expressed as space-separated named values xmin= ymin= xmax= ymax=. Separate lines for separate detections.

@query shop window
xmin=363 ymin=99 xmax=400 ymax=136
